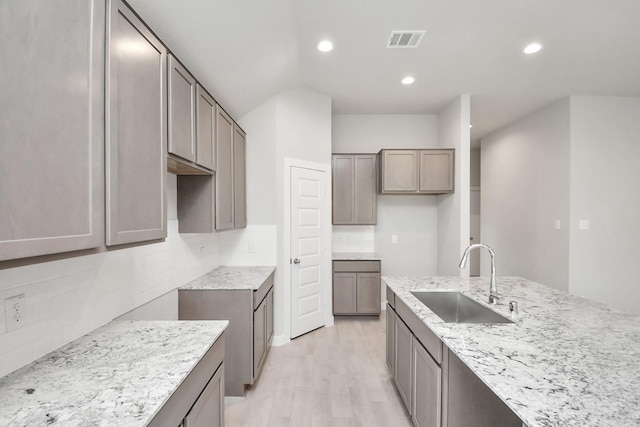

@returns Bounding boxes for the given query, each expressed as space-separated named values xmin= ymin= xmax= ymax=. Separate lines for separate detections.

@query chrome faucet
xmin=459 ymin=243 xmax=500 ymax=304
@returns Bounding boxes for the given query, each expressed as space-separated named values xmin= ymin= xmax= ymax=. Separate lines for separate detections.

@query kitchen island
xmin=384 ymin=276 xmax=640 ymax=427
xmin=0 ymin=320 xmax=227 ymax=426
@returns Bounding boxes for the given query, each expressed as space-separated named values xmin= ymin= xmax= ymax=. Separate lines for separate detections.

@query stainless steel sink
xmin=411 ymin=291 xmax=513 ymax=324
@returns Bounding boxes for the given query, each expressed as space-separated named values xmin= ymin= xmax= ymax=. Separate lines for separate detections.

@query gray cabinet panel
xmin=333 ymin=273 xmax=357 ymax=314
xmin=233 ymin=125 xmax=247 ymax=228
xmin=168 ymin=54 xmax=196 ymax=163
xmin=266 ymin=288 xmax=274 ymax=345
xmin=380 ymin=150 xmax=418 ymax=192
xmin=0 ymin=0 xmax=105 ymax=261
xmin=253 ymin=297 xmax=267 ymax=377
xmin=215 ymin=106 xmax=234 ymax=230
xmin=356 ymin=273 xmax=381 ymax=314
xmin=106 ymin=0 xmax=167 ymax=245
xmin=332 ymin=155 xmax=354 ymax=224
xmin=183 ymin=363 xmax=224 ymax=427
xmin=394 ymin=315 xmax=413 ymax=414
xmin=419 ymin=150 xmax=454 ymax=193
xmin=412 ymin=337 xmax=442 ymax=427
xmin=386 ymin=305 xmax=396 ymax=370
xmin=332 ymin=154 xmax=377 ymax=225
xmin=196 ymin=85 xmax=216 ymax=171
xmin=177 ymin=175 xmax=214 ymax=233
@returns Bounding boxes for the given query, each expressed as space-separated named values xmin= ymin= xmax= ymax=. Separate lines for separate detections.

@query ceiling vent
xmin=387 ymin=31 xmax=426 ymax=48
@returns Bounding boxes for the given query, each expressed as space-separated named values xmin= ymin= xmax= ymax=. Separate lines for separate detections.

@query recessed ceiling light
xmin=317 ymin=40 xmax=333 ymax=52
xmin=524 ymin=43 xmax=542 ymax=54
xmin=401 ymin=76 xmax=415 ymax=85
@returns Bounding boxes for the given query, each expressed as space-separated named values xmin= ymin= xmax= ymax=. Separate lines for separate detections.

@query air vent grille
xmin=387 ymin=31 xmax=426 ymax=48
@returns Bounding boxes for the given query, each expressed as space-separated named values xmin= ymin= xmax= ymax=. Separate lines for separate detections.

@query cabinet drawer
xmin=333 ymin=260 xmax=380 ymax=273
xmin=396 ymin=297 xmax=442 ymax=364
xmin=253 ymin=271 xmax=275 ymax=309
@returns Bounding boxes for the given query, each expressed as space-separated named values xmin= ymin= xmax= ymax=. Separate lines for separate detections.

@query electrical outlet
xmin=392 ymin=235 xmax=398 ymax=244
xmin=5 ymin=294 xmax=27 ymax=332
xmin=248 ymin=243 xmax=256 ymax=254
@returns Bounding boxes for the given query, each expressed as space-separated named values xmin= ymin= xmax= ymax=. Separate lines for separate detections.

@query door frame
xmin=283 ymin=157 xmax=333 ymax=341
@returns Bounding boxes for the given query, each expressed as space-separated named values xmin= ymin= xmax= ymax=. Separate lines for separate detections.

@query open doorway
xmin=469 ymin=146 xmax=481 ymax=276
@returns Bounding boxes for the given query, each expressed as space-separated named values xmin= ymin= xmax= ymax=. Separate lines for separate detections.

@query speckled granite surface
xmin=179 ymin=266 xmax=275 ymax=290
xmin=332 ymin=252 xmax=380 ymax=261
xmin=0 ymin=320 xmax=227 ymax=426
xmin=383 ymin=276 xmax=640 ymax=427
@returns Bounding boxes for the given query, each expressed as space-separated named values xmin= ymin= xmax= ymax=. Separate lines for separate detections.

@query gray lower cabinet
xmin=332 ymin=154 xmax=377 ymax=225
xmin=178 ymin=272 xmax=274 ymax=396
xmin=412 ymin=336 xmax=442 ymax=427
xmin=106 ymin=0 xmax=167 ymax=246
xmin=168 ymin=54 xmax=196 ymax=163
xmin=0 ymin=0 xmax=105 ymax=261
xmin=148 ymin=332 xmax=225 ymax=427
xmin=378 ymin=149 xmax=454 ymax=195
xmin=386 ymin=285 xmax=521 ymax=427
xmin=183 ymin=363 xmax=224 ymax=427
xmin=332 ymin=260 xmax=381 ymax=315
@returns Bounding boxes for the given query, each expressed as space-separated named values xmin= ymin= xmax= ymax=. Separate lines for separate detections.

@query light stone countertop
xmin=179 ymin=266 xmax=275 ymax=290
xmin=332 ymin=252 xmax=380 ymax=261
xmin=383 ymin=276 xmax=640 ymax=427
xmin=0 ymin=320 xmax=228 ymax=426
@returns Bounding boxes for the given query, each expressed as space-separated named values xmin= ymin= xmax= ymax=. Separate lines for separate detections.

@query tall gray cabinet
xmin=0 ymin=0 xmax=105 ymax=261
xmin=332 ymin=154 xmax=377 ymax=225
xmin=106 ymin=0 xmax=167 ymax=246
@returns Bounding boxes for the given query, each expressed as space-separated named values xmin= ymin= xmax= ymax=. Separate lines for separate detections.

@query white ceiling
xmin=128 ymin=0 xmax=640 ymax=140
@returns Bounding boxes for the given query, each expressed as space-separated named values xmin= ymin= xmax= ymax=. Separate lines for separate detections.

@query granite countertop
xmin=179 ymin=265 xmax=275 ymax=290
xmin=383 ymin=276 xmax=640 ymax=427
xmin=0 ymin=320 xmax=228 ymax=426
xmin=332 ymin=252 xmax=380 ymax=261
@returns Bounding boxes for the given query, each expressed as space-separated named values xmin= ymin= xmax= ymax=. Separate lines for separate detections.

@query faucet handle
xmin=488 ymin=291 xmax=501 ymax=304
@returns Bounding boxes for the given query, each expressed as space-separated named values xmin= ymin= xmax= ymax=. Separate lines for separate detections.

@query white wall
xmin=241 ymin=88 xmax=332 ymax=345
xmin=481 ymin=99 xmax=571 ymax=291
xmin=568 ymin=96 xmax=640 ymax=312
xmin=331 ymin=114 xmax=440 ymax=276
xmin=437 ymin=95 xmax=471 ymax=276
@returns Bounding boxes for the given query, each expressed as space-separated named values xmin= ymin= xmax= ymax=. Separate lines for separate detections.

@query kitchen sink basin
xmin=411 ymin=291 xmax=513 ymax=324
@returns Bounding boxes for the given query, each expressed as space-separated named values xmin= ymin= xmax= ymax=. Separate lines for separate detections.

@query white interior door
xmin=290 ymin=166 xmax=326 ymax=338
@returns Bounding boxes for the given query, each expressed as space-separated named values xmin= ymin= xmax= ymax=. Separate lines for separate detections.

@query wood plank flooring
xmin=225 ymin=311 xmax=413 ymax=427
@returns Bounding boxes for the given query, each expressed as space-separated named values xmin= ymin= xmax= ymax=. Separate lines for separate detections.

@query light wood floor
xmin=225 ymin=311 xmax=413 ymax=427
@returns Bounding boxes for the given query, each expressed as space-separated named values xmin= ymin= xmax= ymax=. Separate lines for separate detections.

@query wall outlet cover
xmin=5 ymin=294 xmax=27 ymax=333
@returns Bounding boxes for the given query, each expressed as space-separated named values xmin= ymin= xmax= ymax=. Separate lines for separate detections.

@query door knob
xmin=293 ymin=258 xmax=301 ymax=264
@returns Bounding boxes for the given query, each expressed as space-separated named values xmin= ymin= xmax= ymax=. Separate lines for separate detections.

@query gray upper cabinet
xmin=233 ymin=125 xmax=247 ymax=229
xmin=168 ymin=54 xmax=196 ymax=163
xmin=332 ymin=154 xmax=377 ymax=225
xmin=379 ymin=149 xmax=454 ymax=195
xmin=0 ymin=0 xmax=105 ymax=261
xmin=215 ymin=107 xmax=247 ymax=231
xmin=196 ymin=85 xmax=216 ymax=171
xmin=215 ymin=107 xmax=235 ymax=230
xmin=106 ymin=0 xmax=167 ymax=246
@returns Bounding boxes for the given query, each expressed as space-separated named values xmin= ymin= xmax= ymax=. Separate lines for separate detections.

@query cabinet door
xmin=195 ymin=85 xmax=215 ymax=171
xmin=354 ymin=154 xmax=377 ymax=224
xmin=183 ymin=363 xmax=224 ymax=427
xmin=266 ymin=288 xmax=274 ymax=345
xmin=106 ymin=0 xmax=167 ymax=245
xmin=380 ymin=150 xmax=418 ymax=193
xmin=332 ymin=155 xmax=354 ymax=224
xmin=215 ymin=106 xmax=234 ymax=230
xmin=394 ymin=316 xmax=413 ymax=414
xmin=233 ymin=124 xmax=247 ymax=228
xmin=412 ymin=337 xmax=442 ymax=427
xmin=419 ymin=149 xmax=454 ymax=193
xmin=333 ymin=273 xmax=357 ymax=314
xmin=253 ymin=298 xmax=267 ymax=378
xmin=168 ymin=54 xmax=196 ymax=162
xmin=386 ymin=306 xmax=396 ymax=370
xmin=356 ymin=273 xmax=381 ymax=314
xmin=0 ymin=0 xmax=105 ymax=261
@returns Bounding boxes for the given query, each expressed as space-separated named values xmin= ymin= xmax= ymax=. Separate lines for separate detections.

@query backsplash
xmin=332 ymin=226 xmax=375 ymax=253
